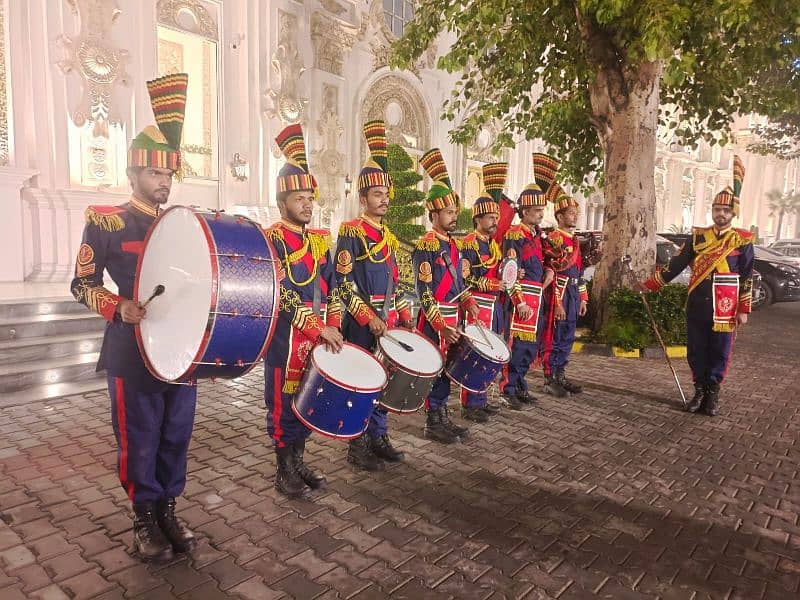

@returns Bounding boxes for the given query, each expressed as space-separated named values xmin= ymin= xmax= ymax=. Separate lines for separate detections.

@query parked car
xmin=753 ymin=246 xmax=800 ymax=305
xmin=582 ymin=234 xmax=690 ymax=285
xmin=769 ymin=238 xmax=800 ymax=258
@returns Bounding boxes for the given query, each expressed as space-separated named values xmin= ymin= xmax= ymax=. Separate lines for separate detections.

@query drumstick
xmin=141 ymin=284 xmax=165 ymax=308
xmin=383 ymin=332 xmax=414 ymax=352
xmin=475 ymin=323 xmax=492 ymax=345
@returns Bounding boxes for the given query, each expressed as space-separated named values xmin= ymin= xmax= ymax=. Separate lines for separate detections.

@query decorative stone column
xmin=0 ymin=167 xmax=38 ymax=281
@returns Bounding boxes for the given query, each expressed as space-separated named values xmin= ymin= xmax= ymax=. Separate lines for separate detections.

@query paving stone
xmin=201 ymin=555 xmax=254 ymax=591
xmin=59 ymin=569 xmax=117 ymax=599
xmin=107 ymin=563 xmax=167 ymax=597
xmin=228 ymin=575 xmax=286 ymax=600
xmin=271 ymin=570 xmax=329 ymax=599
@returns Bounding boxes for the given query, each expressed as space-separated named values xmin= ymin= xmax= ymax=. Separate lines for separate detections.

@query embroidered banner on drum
xmin=510 ymin=281 xmax=543 ymax=341
xmin=712 ymin=273 xmax=739 ymax=333
xmin=468 ymin=291 xmax=498 ymax=329
xmin=285 ymin=301 xmax=328 ymax=393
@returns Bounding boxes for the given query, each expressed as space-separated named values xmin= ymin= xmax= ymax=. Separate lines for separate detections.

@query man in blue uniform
xmin=264 ymin=124 xmax=345 ymax=499
xmin=70 ymin=74 xmax=196 ymax=562
xmin=458 ymin=162 xmax=525 ymax=422
xmin=335 ymin=120 xmax=414 ymax=470
xmin=539 ymin=177 xmax=589 ymax=398
xmin=636 ymin=156 xmax=754 ymax=416
xmin=412 ymin=148 xmax=479 ymax=443
xmin=499 ymin=153 xmax=556 ymax=408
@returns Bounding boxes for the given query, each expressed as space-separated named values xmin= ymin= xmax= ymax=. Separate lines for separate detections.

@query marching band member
xmin=70 ymin=74 xmax=196 ymax=562
xmin=335 ymin=119 xmax=414 ymax=470
xmin=636 ymin=156 xmax=754 ymax=416
xmin=413 ymin=148 xmax=479 ymax=443
xmin=458 ymin=163 xmax=520 ymax=422
xmin=499 ymin=153 xmax=556 ymax=408
xmin=264 ymin=124 xmax=345 ymax=499
xmin=539 ymin=178 xmax=589 ymax=398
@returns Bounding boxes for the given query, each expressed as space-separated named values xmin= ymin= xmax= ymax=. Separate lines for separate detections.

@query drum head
xmin=136 ymin=207 xmax=213 ymax=382
xmin=378 ymin=329 xmax=443 ymax=376
xmin=312 ymin=343 xmax=387 ymax=392
xmin=500 ymin=257 xmax=518 ymax=290
xmin=463 ymin=323 xmax=510 ymax=362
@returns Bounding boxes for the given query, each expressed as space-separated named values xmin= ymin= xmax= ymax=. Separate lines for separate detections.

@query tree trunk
xmin=777 ymin=209 xmax=784 ymax=239
xmin=589 ymin=61 xmax=662 ymax=332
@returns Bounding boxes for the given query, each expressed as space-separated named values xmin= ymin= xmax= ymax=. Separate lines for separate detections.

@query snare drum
xmin=445 ymin=324 xmax=510 ymax=393
xmin=292 ymin=343 xmax=388 ymax=439
xmin=135 ymin=206 xmax=280 ymax=383
xmin=375 ymin=328 xmax=443 ymax=413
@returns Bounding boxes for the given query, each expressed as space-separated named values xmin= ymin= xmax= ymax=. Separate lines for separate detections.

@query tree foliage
xmin=392 ymin=0 xmax=800 ymax=190
xmin=766 ymin=188 xmax=800 ymax=238
xmin=386 ymin=144 xmax=426 ymax=242
xmin=748 ymin=113 xmax=800 ymax=160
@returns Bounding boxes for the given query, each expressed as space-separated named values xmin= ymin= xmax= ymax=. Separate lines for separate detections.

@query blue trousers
xmin=540 ymin=289 xmax=579 ymax=377
xmin=501 ymin=305 xmax=546 ymax=397
xmin=461 ymin=300 xmax=507 ymax=407
xmin=686 ymin=294 xmax=735 ymax=385
xmin=107 ymin=375 xmax=196 ymax=504
xmin=264 ymin=364 xmax=311 ymax=448
xmin=343 ymin=318 xmax=389 ymax=437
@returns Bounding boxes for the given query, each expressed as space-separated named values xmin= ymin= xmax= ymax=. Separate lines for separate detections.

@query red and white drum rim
xmin=310 ymin=342 xmax=389 ymax=393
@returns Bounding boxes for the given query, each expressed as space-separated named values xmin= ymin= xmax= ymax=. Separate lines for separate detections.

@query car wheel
xmin=757 ymin=282 xmax=775 ymax=308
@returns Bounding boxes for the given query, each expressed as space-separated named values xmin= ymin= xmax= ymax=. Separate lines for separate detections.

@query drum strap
xmin=312 ymin=270 xmax=322 ymax=316
xmin=381 ymin=259 xmax=394 ymax=320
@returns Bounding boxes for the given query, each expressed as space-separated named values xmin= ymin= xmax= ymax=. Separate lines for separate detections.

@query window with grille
xmin=383 ymin=0 xmax=415 ymax=37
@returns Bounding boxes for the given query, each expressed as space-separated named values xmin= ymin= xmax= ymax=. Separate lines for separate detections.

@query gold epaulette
xmin=307 ymin=229 xmax=331 ymax=260
xmin=338 ymin=220 xmax=364 ymax=239
xmin=459 ymin=233 xmax=479 ymax=251
xmin=265 ymin=225 xmax=285 ymax=244
xmin=383 ymin=224 xmax=399 ymax=253
xmin=415 ymin=231 xmax=441 ymax=252
xmin=735 ymin=228 xmax=754 ymax=242
xmin=85 ymin=206 xmax=125 ymax=232
xmin=504 ymin=226 xmax=524 ymax=241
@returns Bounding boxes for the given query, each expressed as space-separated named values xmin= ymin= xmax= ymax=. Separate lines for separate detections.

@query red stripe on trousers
xmin=114 ymin=377 xmax=134 ymax=502
xmin=272 ymin=367 xmax=285 ymax=448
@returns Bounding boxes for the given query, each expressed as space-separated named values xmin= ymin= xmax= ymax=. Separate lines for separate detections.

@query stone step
xmin=0 ymin=377 xmax=107 ymax=409
xmin=0 ymin=297 xmax=90 ymax=319
xmin=0 ymin=312 xmax=104 ymax=341
xmin=0 ymin=331 xmax=105 ymax=364
xmin=0 ymin=353 xmax=101 ymax=393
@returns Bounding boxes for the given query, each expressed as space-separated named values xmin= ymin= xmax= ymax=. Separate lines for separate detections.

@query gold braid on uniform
xmin=504 ymin=228 xmax=524 ymax=241
xmin=71 ymin=280 xmax=118 ymax=315
xmin=340 ymin=222 xmax=399 ymax=264
xmin=415 ymin=234 xmax=441 ymax=252
xmin=268 ymin=228 xmax=330 ymax=287
xmin=85 ymin=208 xmax=125 ymax=232
xmin=280 ymin=286 xmax=323 ymax=332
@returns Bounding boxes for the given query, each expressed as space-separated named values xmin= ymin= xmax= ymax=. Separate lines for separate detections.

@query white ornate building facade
xmin=0 ymin=0 xmax=797 ymax=284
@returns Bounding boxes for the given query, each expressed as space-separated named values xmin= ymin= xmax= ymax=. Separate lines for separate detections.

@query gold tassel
xmin=266 ymin=227 xmax=285 ymax=244
xmin=505 ymin=229 xmax=524 ymax=240
xmin=282 ymin=380 xmax=300 ymax=394
xmin=85 ymin=208 xmax=125 ymax=232
xmin=713 ymin=323 xmax=735 ymax=333
xmin=460 ymin=238 xmax=479 ymax=251
xmin=415 ymin=236 xmax=441 ymax=251
xmin=338 ymin=223 xmax=363 ymax=239
xmin=512 ymin=331 xmax=537 ymax=342
xmin=308 ymin=231 xmax=330 ymax=261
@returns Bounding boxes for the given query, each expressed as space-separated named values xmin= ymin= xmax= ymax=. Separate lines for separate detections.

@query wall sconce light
xmin=230 ymin=153 xmax=249 ymax=182
xmin=344 ymin=174 xmax=352 ymax=198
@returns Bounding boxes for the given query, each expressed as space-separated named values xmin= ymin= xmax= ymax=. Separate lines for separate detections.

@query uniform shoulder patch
xmin=418 ymin=260 xmax=433 ymax=283
xmin=85 ymin=205 xmax=126 ymax=232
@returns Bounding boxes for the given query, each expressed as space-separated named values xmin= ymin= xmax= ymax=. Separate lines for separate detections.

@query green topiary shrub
xmin=386 ymin=144 xmax=426 ymax=242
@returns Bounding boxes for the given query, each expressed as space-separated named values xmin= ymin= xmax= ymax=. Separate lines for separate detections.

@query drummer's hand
xmin=368 ymin=315 xmax=388 ymax=336
xmin=399 ymin=320 xmax=415 ymax=330
xmin=632 ymin=281 xmax=648 ymax=294
xmin=467 ymin=304 xmax=479 ymax=321
xmin=443 ymin=326 xmax=461 ymax=345
xmin=554 ymin=303 xmax=567 ymax=321
xmin=320 ymin=326 xmax=344 ymax=353
xmin=516 ymin=303 xmax=533 ymax=322
xmin=118 ymin=299 xmax=146 ymax=324
xmin=579 ymin=300 xmax=588 ymax=317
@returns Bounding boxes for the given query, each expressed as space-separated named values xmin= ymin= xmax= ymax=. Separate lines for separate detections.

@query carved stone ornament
xmin=56 ymin=0 xmax=130 ymax=137
xmin=320 ymin=0 xmax=347 ymax=16
xmin=310 ymin=85 xmax=346 ymax=228
xmin=361 ymin=74 xmax=431 ymax=151
xmin=310 ymin=11 xmax=357 ymax=76
xmin=466 ymin=122 xmax=505 ymax=163
xmin=0 ymin=1 xmax=9 ymax=164
xmin=157 ymin=0 xmax=218 ymax=40
xmin=358 ymin=0 xmax=436 ymax=75
xmin=265 ymin=11 xmax=308 ymax=125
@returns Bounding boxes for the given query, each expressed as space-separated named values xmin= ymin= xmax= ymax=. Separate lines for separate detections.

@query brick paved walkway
xmin=1 ymin=303 xmax=799 ymax=599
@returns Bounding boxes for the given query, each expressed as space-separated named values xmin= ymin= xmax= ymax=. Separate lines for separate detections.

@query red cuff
xmin=460 ymin=294 xmax=478 ymax=313
xmin=100 ymin=293 xmax=122 ymax=322
xmin=353 ymin=302 xmax=376 ymax=327
xmin=398 ymin=306 xmax=412 ymax=324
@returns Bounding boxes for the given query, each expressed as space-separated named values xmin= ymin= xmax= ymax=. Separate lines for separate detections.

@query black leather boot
xmin=293 ymin=438 xmax=326 ymax=489
xmin=157 ymin=498 xmax=197 ymax=553
xmin=482 ymin=402 xmax=501 ymax=415
xmin=685 ymin=382 xmax=706 ymax=413
xmin=275 ymin=446 xmax=311 ymax=499
xmin=133 ymin=503 xmax=174 ymax=562
xmin=423 ymin=409 xmax=460 ymax=444
xmin=558 ymin=370 xmax=583 ymax=394
xmin=347 ymin=435 xmax=385 ymax=471
xmin=461 ymin=405 xmax=489 ymax=423
xmin=498 ymin=392 xmax=523 ymax=410
xmin=703 ymin=383 xmax=721 ymax=416
xmin=440 ymin=405 xmax=469 ymax=438
xmin=516 ymin=389 xmax=538 ymax=404
xmin=368 ymin=434 xmax=404 ymax=463
xmin=543 ymin=374 xmax=568 ymax=398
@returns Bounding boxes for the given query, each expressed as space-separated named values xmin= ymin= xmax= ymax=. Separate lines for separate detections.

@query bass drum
xmin=135 ymin=206 xmax=280 ymax=383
